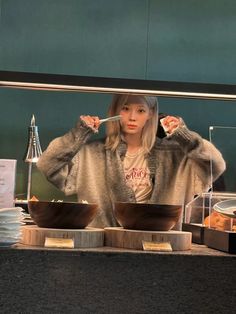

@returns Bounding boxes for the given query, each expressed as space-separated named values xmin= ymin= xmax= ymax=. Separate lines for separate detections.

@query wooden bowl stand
xmin=105 ymin=227 xmax=192 ymax=251
xmin=20 ymin=225 xmax=104 ymax=248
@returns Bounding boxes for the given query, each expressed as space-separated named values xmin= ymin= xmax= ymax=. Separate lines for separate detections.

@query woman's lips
xmin=127 ymin=124 xmax=137 ymax=129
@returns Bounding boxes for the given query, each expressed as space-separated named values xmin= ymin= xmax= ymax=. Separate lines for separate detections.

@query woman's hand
xmin=160 ymin=115 xmax=180 ymax=135
xmin=80 ymin=115 xmax=100 ymax=132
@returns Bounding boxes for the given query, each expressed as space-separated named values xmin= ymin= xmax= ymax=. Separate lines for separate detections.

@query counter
xmin=0 ymin=244 xmax=235 ymax=314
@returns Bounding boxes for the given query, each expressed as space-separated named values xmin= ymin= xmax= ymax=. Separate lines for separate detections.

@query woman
xmin=37 ymin=94 xmax=226 ymax=228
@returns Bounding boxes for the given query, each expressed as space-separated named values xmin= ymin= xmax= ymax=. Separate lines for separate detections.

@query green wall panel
xmin=148 ymin=0 xmax=236 ymax=84
xmin=0 ymin=0 xmax=149 ymax=78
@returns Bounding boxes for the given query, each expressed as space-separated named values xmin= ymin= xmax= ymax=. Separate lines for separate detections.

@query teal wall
xmin=0 ymin=0 xmax=236 ymax=199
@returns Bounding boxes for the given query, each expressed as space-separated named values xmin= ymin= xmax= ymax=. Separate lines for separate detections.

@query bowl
xmin=114 ymin=202 xmax=182 ymax=231
xmin=28 ymin=201 xmax=98 ymax=229
xmin=213 ymin=199 xmax=236 ymax=219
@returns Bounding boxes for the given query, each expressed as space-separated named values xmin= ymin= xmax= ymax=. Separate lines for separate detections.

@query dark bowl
xmin=114 ymin=202 xmax=182 ymax=231
xmin=28 ymin=201 xmax=98 ymax=229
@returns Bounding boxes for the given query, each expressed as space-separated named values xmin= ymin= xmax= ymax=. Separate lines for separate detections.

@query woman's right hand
xmin=80 ymin=115 xmax=100 ymax=132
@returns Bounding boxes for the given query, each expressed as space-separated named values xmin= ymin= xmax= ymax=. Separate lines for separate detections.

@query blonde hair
xmin=105 ymin=94 xmax=158 ymax=153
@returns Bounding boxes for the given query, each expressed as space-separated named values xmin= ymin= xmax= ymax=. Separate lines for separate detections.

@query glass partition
xmin=209 ymin=126 xmax=236 ymax=193
xmin=184 ymin=126 xmax=236 ymax=231
xmin=184 ymin=192 xmax=236 ymax=231
xmin=206 ymin=126 xmax=236 ymax=231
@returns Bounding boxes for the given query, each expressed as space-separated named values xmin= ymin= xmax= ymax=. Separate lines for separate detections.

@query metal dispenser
xmin=24 ymin=114 xmax=42 ymax=200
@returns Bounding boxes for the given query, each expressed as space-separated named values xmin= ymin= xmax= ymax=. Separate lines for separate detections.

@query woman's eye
xmin=138 ymin=108 xmax=146 ymax=113
xmin=121 ymin=106 xmax=129 ymax=111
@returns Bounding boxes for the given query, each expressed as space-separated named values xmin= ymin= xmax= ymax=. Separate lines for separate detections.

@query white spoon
xmin=99 ymin=115 xmax=122 ymax=124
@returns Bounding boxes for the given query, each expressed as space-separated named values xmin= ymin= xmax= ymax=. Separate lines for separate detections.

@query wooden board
xmin=20 ymin=225 xmax=104 ymax=248
xmin=105 ymin=227 xmax=192 ymax=251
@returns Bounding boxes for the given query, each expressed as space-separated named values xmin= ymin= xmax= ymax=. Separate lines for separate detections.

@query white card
xmin=0 ymin=159 xmax=17 ymax=208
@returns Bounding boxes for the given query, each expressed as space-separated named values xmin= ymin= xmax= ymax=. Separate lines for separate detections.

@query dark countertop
xmin=0 ymin=244 xmax=236 ymax=314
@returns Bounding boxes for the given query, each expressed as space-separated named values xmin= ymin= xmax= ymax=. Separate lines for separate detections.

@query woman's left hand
xmin=160 ymin=116 xmax=180 ymax=135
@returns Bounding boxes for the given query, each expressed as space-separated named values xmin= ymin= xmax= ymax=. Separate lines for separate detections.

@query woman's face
xmin=119 ymin=101 xmax=151 ymax=136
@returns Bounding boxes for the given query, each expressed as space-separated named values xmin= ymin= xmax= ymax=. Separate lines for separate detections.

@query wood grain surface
xmin=105 ymin=227 xmax=192 ymax=251
xmin=20 ymin=225 xmax=104 ymax=248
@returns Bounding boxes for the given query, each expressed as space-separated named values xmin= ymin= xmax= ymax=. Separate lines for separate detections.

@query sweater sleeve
xmin=170 ymin=124 xmax=226 ymax=183
xmin=37 ymin=120 xmax=95 ymax=194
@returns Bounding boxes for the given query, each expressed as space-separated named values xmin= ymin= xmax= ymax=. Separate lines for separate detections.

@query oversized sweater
xmin=37 ymin=120 xmax=226 ymax=228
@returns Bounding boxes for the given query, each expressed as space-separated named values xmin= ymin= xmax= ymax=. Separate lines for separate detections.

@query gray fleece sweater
xmin=37 ymin=120 xmax=226 ymax=228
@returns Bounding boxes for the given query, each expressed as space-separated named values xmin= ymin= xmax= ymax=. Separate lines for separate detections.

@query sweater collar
xmin=117 ymin=140 xmax=127 ymax=161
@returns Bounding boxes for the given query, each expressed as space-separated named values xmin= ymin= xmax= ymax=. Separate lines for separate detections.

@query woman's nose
xmin=129 ymin=110 xmax=136 ymax=120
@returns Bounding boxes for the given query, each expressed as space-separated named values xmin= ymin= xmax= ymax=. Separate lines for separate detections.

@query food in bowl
xmin=114 ymin=202 xmax=182 ymax=231
xmin=204 ymin=210 xmax=236 ymax=231
xmin=28 ymin=200 xmax=98 ymax=229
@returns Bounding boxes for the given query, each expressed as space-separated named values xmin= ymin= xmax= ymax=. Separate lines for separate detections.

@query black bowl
xmin=114 ymin=202 xmax=182 ymax=231
xmin=28 ymin=201 xmax=98 ymax=229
